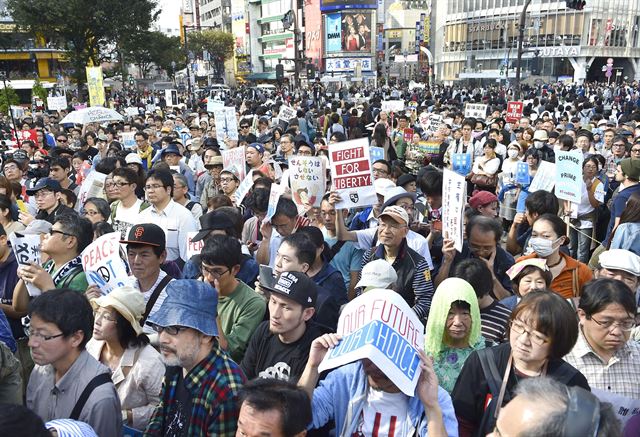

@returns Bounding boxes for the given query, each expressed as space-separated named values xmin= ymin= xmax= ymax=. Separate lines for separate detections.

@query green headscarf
xmin=424 ymin=277 xmax=482 ymax=357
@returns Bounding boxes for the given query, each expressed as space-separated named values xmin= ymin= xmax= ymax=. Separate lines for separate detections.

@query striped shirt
xmin=480 ymin=301 xmax=511 ymax=344
xmin=145 ymin=347 xmax=245 ymax=437
xmin=564 ymin=330 xmax=640 ymax=399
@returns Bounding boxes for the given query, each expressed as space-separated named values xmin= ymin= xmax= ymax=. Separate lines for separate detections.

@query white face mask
xmin=529 ymin=237 xmax=561 ymax=257
xmin=534 ymin=141 xmax=545 ymax=149
xmin=507 ymin=149 xmax=519 ymax=159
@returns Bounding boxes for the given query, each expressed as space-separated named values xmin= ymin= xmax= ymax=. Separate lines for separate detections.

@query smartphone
xmin=259 ymin=264 xmax=276 ymax=289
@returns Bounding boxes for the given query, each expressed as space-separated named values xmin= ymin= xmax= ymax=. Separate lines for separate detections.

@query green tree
xmin=123 ymin=31 xmax=185 ymax=79
xmin=0 ymin=86 xmax=20 ymax=114
xmin=186 ymin=30 xmax=235 ymax=77
xmin=32 ymin=78 xmax=48 ymax=101
xmin=6 ymin=0 xmax=157 ymax=93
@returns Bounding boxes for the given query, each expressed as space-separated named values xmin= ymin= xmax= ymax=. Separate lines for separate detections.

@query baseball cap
xmin=378 ymin=205 xmax=409 ymax=225
xmin=599 ymin=249 xmax=640 ymax=276
xmin=221 ymin=166 xmax=240 ymax=181
xmin=469 ymin=191 xmax=498 ymax=209
xmin=125 ymin=153 xmax=143 ymax=166
xmin=120 ymin=223 xmax=166 ymax=248
xmin=355 ymin=259 xmax=398 ymax=291
xmin=191 ymin=210 xmax=236 ymax=242
xmin=20 ymin=219 xmax=52 ymax=235
xmin=262 ymin=271 xmax=317 ymax=308
xmin=248 ymin=142 xmax=265 ymax=154
xmin=374 ymin=178 xmax=395 ymax=197
xmin=160 ymin=144 xmax=182 ymax=158
xmin=26 ymin=177 xmax=62 ymax=196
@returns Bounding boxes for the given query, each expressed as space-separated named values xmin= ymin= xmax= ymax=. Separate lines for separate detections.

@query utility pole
xmin=514 ymin=0 xmax=533 ymax=100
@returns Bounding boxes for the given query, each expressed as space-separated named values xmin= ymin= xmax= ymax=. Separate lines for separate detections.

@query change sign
xmin=505 ymin=101 xmax=524 ymax=123
xmin=555 ymin=150 xmax=583 ymax=203
xmin=329 ymin=138 xmax=376 ymax=209
xmin=318 ymin=289 xmax=425 ymax=396
xmin=81 ymin=232 xmax=129 ymax=295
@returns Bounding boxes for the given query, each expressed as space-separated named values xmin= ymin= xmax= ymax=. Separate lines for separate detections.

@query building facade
xmin=434 ymin=0 xmax=640 ymax=84
xmin=199 ymin=0 xmax=232 ymax=31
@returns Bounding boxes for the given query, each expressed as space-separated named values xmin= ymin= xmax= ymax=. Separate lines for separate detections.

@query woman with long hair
xmin=370 ymin=122 xmax=397 ymax=162
xmin=609 ymin=191 xmax=640 ymax=255
xmin=0 ymin=194 xmax=24 ymax=237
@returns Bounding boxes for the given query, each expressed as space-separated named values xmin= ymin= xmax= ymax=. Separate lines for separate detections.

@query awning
xmin=245 ymin=72 xmax=277 ymax=81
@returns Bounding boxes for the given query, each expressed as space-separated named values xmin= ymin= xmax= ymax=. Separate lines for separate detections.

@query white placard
xmin=329 ymin=138 xmax=376 ymax=209
xmin=80 ymin=232 xmax=129 ymax=295
xmin=9 ymin=233 xmax=42 ymax=296
xmin=442 ymin=169 xmax=467 ymax=252
xmin=234 ymin=170 xmax=255 ymax=205
xmin=289 ymin=156 xmax=326 ymax=212
xmin=318 ymin=290 xmax=424 ymax=396
xmin=555 ymin=150 xmax=583 ymax=203
xmin=528 ymin=160 xmax=556 ymax=193
xmin=278 ymin=105 xmax=297 ymax=121
xmin=464 ymin=103 xmax=488 ymax=120
xmin=186 ymin=231 xmax=204 ymax=260
xmin=592 ymin=388 xmax=640 ymax=427
xmin=265 ymin=182 xmax=285 ymax=221
xmin=76 ymin=171 xmax=107 ymax=212
xmin=125 ymin=107 xmax=139 ymax=117
xmin=221 ymin=146 xmax=247 ymax=182
xmin=214 ymin=107 xmax=238 ymax=144
xmin=381 ymin=100 xmax=405 ymax=113
xmin=47 ymin=96 xmax=67 ymax=111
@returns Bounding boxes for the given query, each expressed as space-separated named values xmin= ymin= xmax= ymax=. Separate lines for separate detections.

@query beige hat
xmin=91 ymin=286 xmax=145 ymax=335
xmin=356 ymin=259 xmax=398 ymax=291
xmin=378 ymin=205 xmax=409 ymax=225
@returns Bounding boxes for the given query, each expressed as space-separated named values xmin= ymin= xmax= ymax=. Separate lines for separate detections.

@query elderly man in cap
xmin=199 ymin=147 xmax=224 ymax=211
xmin=19 ymin=177 xmax=76 ymax=226
xmin=246 ymin=143 xmax=265 ymax=172
xmin=605 ymin=157 xmax=640 ymax=244
xmin=241 ymin=271 xmax=326 ymax=382
xmin=160 ymin=143 xmax=195 ymax=196
xmin=532 ymin=129 xmax=555 ymax=162
xmin=144 ymin=279 xmax=245 ymax=436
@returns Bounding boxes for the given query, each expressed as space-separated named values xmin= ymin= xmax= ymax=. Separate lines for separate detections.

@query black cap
xmin=262 ymin=271 xmax=317 ymax=308
xmin=26 ymin=177 xmax=62 ymax=196
xmin=396 ymin=173 xmax=417 ymax=188
xmin=120 ymin=223 xmax=166 ymax=248
xmin=191 ymin=211 xmax=235 ymax=242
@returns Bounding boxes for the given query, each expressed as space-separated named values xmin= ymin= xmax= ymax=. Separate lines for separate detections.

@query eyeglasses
xmin=510 ymin=320 xmax=549 ymax=346
xmin=94 ymin=310 xmax=117 ymax=323
xmin=49 ymin=229 xmax=75 ymax=238
xmin=150 ymin=324 xmax=186 ymax=336
xmin=82 ymin=209 xmax=100 ymax=216
xmin=201 ymin=265 xmax=229 ymax=279
xmin=56 ymin=138 xmax=68 ymax=143
xmin=613 ymin=143 xmax=626 ymax=147
xmin=631 ymin=148 xmax=640 ymax=154
xmin=372 ymin=167 xmax=389 ymax=175
xmin=25 ymin=327 xmax=64 ymax=341
xmin=240 ymin=125 xmax=250 ymax=129
xmin=144 ymin=184 xmax=166 ymax=191
xmin=105 ymin=181 xmax=131 ymax=188
xmin=587 ymin=315 xmax=635 ymax=331
xmin=220 ymin=177 xmax=236 ymax=183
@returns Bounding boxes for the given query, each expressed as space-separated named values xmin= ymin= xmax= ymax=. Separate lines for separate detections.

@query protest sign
xmin=592 ymin=388 xmax=640 ymax=427
xmin=120 ymin=132 xmax=136 ymax=150
xmin=515 ymin=161 xmax=531 ymax=185
xmin=124 ymin=107 xmax=139 ymax=117
xmin=318 ymin=289 xmax=424 ymax=396
xmin=186 ymin=231 xmax=204 ymax=260
xmin=403 ymin=128 xmax=414 ymax=143
xmin=418 ymin=141 xmax=441 ymax=159
xmin=9 ymin=233 xmax=42 ymax=297
xmin=505 ymin=101 xmax=524 ymax=123
xmin=12 ymin=129 xmax=38 ymax=143
xmin=278 ymin=105 xmax=297 ymax=120
xmin=464 ymin=103 xmax=487 ymax=120
xmin=528 ymin=160 xmax=556 ymax=193
xmin=234 ymin=170 xmax=255 ymax=205
xmin=213 ymin=107 xmax=239 ymax=143
xmin=418 ymin=111 xmax=430 ymax=131
xmin=81 ymin=232 xmax=129 ymax=295
xmin=451 ymin=153 xmax=472 ymax=176
xmin=47 ymin=96 xmax=67 ymax=111
xmin=329 ymin=138 xmax=376 ymax=209
xmin=265 ymin=182 xmax=285 ymax=221
xmin=206 ymin=98 xmax=223 ymax=113
xmin=76 ymin=171 xmax=106 ymax=212
xmin=428 ymin=114 xmax=443 ymax=132
xmin=555 ymin=150 xmax=583 ymax=203
xmin=10 ymin=106 xmax=24 ymax=120
xmin=86 ymin=66 xmax=106 ymax=107
xmin=381 ymin=100 xmax=405 ymax=112
xmin=442 ymin=169 xmax=466 ymax=252
xmin=369 ymin=146 xmax=384 ymax=164
xmin=165 ymin=89 xmax=178 ymax=107
xmin=289 ymin=156 xmax=326 ymax=211
xmin=221 ymin=146 xmax=247 ymax=182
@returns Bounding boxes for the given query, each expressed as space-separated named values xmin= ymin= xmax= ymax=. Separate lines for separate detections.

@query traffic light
xmin=566 ymin=0 xmax=586 ymax=10
xmin=276 ymin=64 xmax=284 ymax=83
xmin=306 ymin=63 xmax=315 ymax=79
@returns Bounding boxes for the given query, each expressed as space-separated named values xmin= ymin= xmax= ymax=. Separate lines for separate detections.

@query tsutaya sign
xmin=533 ymin=46 xmax=581 ymax=57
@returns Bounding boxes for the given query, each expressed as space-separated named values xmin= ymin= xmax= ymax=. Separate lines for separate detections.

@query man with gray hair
xmin=172 ymin=172 xmax=203 ymax=220
xmin=488 ymin=377 xmax=620 ymax=437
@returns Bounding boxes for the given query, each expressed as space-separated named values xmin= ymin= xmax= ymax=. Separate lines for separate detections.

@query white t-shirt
xmin=354 ymin=387 xmax=411 ymax=437
xmin=111 ymin=199 xmax=144 ymax=238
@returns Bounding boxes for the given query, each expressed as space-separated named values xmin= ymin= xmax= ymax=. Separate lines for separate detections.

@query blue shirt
xmin=606 ymin=184 xmax=640 ymax=245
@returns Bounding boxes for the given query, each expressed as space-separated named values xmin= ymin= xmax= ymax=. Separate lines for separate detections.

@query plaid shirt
xmin=144 ymin=347 xmax=245 ymax=437
xmin=564 ymin=330 xmax=640 ymax=399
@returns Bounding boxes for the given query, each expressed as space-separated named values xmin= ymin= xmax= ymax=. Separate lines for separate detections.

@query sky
xmin=156 ymin=0 xmax=181 ymax=30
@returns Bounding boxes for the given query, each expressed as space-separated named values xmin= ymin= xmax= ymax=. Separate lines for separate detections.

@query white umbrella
xmin=60 ymin=107 xmax=124 ymax=125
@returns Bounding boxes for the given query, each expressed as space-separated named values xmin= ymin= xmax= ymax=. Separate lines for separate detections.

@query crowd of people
xmin=0 ymin=79 xmax=638 ymax=436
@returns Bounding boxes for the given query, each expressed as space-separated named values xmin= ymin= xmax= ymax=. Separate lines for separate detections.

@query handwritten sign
xmin=120 ymin=132 xmax=136 ymax=150
xmin=186 ymin=231 xmax=204 ymax=260
xmin=76 ymin=171 xmax=106 ymax=213
xmin=81 ymin=232 xmax=129 ymax=295
xmin=528 ymin=160 xmax=556 ymax=193
xmin=451 ymin=153 xmax=472 ymax=176
xmin=555 ymin=150 xmax=583 ymax=203
xmin=381 ymin=100 xmax=405 ymax=113
xmin=442 ymin=169 xmax=466 ymax=252
xmin=124 ymin=107 xmax=139 ymax=117
xmin=9 ymin=233 xmax=42 ymax=297
xmin=329 ymin=138 xmax=376 ymax=209
xmin=221 ymin=146 xmax=247 ymax=182
xmin=278 ymin=105 xmax=297 ymax=120
xmin=47 ymin=96 xmax=67 ymax=111
xmin=234 ymin=170 xmax=255 ymax=205
xmin=289 ymin=156 xmax=326 ymax=211
xmin=318 ymin=290 xmax=424 ymax=396
xmin=369 ymin=146 xmax=384 ymax=164
xmin=505 ymin=101 xmax=524 ymax=123
xmin=464 ymin=103 xmax=488 ymax=120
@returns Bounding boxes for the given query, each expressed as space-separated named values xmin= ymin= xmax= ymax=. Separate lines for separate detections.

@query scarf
xmin=45 ymin=256 xmax=83 ymax=287
xmin=138 ymin=147 xmax=153 ymax=170
xmin=424 ymin=277 xmax=482 ymax=357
